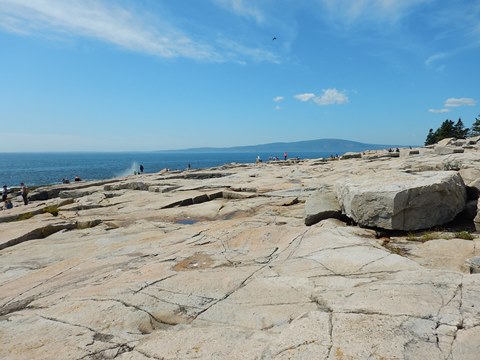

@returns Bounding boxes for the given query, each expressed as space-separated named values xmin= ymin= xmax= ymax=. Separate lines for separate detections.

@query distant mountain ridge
xmin=160 ymin=138 xmax=407 ymax=153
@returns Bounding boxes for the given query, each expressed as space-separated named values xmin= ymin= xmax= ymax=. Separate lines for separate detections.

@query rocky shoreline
xmin=2 ymin=139 xmax=480 ymax=359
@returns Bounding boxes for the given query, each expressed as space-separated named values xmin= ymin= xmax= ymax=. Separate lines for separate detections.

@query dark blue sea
xmin=0 ymin=151 xmax=337 ymax=187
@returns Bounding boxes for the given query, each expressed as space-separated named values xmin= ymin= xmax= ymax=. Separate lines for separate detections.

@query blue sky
xmin=0 ymin=0 xmax=479 ymax=152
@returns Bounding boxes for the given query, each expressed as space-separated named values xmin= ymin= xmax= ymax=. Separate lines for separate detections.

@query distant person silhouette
xmin=20 ymin=182 xmax=28 ymax=205
xmin=140 ymin=164 xmax=144 ymax=173
xmin=2 ymin=185 xmax=7 ymax=202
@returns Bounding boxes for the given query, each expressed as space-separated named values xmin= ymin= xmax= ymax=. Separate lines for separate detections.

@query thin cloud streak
xmin=0 ymin=0 xmax=277 ymax=63
xmin=319 ymin=0 xmax=432 ymax=24
xmin=425 ymin=52 xmax=447 ymax=68
xmin=428 ymin=108 xmax=450 ymax=113
xmin=213 ymin=0 xmax=265 ymax=24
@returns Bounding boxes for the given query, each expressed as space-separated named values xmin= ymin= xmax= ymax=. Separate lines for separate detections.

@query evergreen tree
xmin=425 ymin=128 xmax=436 ymax=146
xmin=454 ymin=118 xmax=469 ymax=138
xmin=427 ymin=115 xmax=477 ymax=145
xmin=436 ymin=119 xmax=455 ymax=139
xmin=424 ymin=119 xmax=465 ymax=145
xmin=470 ymin=114 xmax=480 ymax=137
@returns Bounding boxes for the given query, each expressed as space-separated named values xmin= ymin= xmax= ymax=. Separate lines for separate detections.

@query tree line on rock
xmin=425 ymin=114 xmax=480 ymax=145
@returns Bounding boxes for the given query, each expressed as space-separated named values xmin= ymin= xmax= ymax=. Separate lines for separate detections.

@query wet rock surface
xmin=2 ymin=146 xmax=480 ymax=359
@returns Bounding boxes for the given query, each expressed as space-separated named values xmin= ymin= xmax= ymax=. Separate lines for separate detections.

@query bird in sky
xmin=272 ymin=36 xmax=277 ymax=41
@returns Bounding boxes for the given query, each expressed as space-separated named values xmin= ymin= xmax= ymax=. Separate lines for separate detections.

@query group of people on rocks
xmin=388 ymin=148 xmax=400 ymax=153
xmin=62 ymin=175 xmax=82 ymax=184
xmin=257 ymin=152 xmax=291 ymax=164
xmin=1 ymin=163 xmax=147 ymax=211
xmin=1 ymin=182 xmax=29 ymax=210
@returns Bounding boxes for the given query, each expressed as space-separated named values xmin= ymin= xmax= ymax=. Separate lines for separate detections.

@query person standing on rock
xmin=20 ymin=182 xmax=28 ymax=205
xmin=140 ymin=164 xmax=144 ymax=173
xmin=284 ymin=152 xmax=288 ymax=160
xmin=2 ymin=185 xmax=7 ymax=202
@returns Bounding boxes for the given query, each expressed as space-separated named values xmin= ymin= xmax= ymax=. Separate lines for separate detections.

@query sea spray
xmin=116 ymin=161 xmax=140 ymax=177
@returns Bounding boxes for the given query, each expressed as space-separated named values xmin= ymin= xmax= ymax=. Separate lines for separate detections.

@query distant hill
xmin=160 ymin=138 xmax=407 ymax=154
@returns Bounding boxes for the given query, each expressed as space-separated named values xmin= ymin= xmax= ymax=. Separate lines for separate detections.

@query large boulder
xmin=304 ymin=190 xmax=342 ymax=226
xmin=340 ymin=152 xmax=362 ymax=160
xmin=335 ymin=171 xmax=467 ymax=231
xmin=437 ymin=137 xmax=455 ymax=146
xmin=460 ymin=168 xmax=480 ymax=185
xmin=435 ymin=146 xmax=464 ymax=155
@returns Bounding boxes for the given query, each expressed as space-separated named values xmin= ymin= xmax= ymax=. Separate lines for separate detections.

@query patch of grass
xmin=406 ymin=231 xmax=442 ymax=242
xmin=43 ymin=206 xmax=59 ymax=217
xmin=454 ymin=231 xmax=474 ymax=240
xmin=420 ymin=232 xmax=439 ymax=242
xmin=384 ymin=243 xmax=411 ymax=257
xmin=406 ymin=232 xmax=417 ymax=241
xmin=16 ymin=212 xmax=34 ymax=221
xmin=406 ymin=229 xmax=474 ymax=242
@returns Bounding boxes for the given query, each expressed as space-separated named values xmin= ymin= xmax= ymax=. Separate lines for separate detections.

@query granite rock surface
xmin=1 ymin=146 xmax=480 ymax=359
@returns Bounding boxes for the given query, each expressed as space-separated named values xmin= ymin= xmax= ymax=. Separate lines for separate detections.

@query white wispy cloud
xmin=216 ymin=36 xmax=280 ymax=63
xmin=294 ymin=93 xmax=315 ymax=102
xmin=295 ymin=89 xmax=349 ymax=106
xmin=445 ymin=97 xmax=476 ymax=107
xmin=0 ymin=0 xmax=217 ymax=59
xmin=319 ymin=0 xmax=431 ymax=24
xmin=0 ymin=0 xmax=277 ymax=63
xmin=425 ymin=52 xmax=447 ymax=70
xmin=273 ymin=96 xmax=284 ymax=102
xmin=428 ymin=108 xmax=450 ymax=113
xmin=213 ymin=0 xmax=264 ymax=23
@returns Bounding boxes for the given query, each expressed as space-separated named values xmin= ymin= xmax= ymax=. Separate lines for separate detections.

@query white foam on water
xmin=116 ymin=161 xmax=140 ymax=177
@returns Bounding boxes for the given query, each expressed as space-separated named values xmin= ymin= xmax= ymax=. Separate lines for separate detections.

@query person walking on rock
xmin=2 ymin=185 xmax=7 ymax=202
xmin=20 ymin=182 xmax=29 ymax=205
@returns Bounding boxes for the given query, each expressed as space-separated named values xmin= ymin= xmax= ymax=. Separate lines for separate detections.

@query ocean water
xmin=0 ymin=151 xmax=336 ymax=187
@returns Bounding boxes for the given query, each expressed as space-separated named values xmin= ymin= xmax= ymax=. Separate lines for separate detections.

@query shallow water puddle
xmin=175 ymin=218 xmax=199 ymax=225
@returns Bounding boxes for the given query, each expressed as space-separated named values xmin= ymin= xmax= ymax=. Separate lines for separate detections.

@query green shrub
xmin=406 ymin=232 xmax=417 ymax=241
xmin=454 ymin=231 xmax=474 ymax=240
xmin=16 ymin=212 xmax=34 ymax=221
xmin=420 ymin=232 xmax=439 ymax=242
xmin=43 ymin=206 xmax=59 ymax=217
xmin=406 ymin=231 xmax=439 ymax=242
